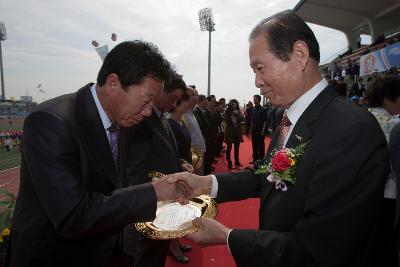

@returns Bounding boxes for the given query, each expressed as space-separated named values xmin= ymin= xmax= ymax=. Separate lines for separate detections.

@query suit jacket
xmin=8 ymin=84 xmax=157 ymax=267
xmin=125 ymin=109 xmax=183 ymax=267
xmin=127 ymin=110 xmax=181 ymax=185
xmin=216 ymin=86 xmax=390 ymax=267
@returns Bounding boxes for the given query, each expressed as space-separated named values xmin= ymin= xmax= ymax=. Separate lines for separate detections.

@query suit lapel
xmin=149 ymin=112 xmax=180 ymax=158
xmin=259 ymin=129 xmax=280 ymax=206
xmin=76 ymin=84 xmax=121 ymax=188
xmin=259 ymin=85 xmax=337 ymax=207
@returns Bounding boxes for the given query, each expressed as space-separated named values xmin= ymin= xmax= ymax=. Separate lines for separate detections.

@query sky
xmin=1 ymin=0 xmax=350 ymax=105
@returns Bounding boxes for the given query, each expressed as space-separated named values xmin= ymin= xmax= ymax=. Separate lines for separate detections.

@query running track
xmin=0 ymin=167 xmax=20 ymax=198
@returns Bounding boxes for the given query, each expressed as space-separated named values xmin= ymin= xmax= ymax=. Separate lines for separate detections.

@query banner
xmin=360 ymin=42 xmax=400 ymax=76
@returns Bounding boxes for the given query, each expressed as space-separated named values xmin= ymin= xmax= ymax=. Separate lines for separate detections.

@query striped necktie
xmin=108 ymin=123 xmax=119 ymax=163
xmin=160 ymin=113 xmax=170 ymax=137
xmin=277 ymin=110 xmax=292 ymax=149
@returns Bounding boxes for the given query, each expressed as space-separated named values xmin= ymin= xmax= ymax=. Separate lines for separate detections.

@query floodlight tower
xmin=198 ymin=8 xmax=215 ymax=97
xmin=0 ymin=21 xmax=6 ymax=100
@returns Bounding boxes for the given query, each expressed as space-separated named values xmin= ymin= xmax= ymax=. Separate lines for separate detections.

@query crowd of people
xmin=5 ymin=9 xmax=400 ymax=267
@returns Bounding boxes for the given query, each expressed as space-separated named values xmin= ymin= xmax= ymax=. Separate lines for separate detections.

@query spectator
xmin=244 ymin=101 xmax=253 ymax=135
xmin=224 ymin=99 xmax=244 ymax=169
xmin=250 ymin=94 xmax=266 ymax=163
xmin=366 ymin=75 xmax=400 ymax=267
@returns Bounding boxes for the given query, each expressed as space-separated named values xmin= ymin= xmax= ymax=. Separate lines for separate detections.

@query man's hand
xmin=188 ymin=218 xmax=231 ymax=246
xmin=152 ymin=175 xmax=193 ymax=204
xmin=169 ymin=172 xmax=212 ymax=197
xmin=181 ymin=162 xmax=194 ymax=173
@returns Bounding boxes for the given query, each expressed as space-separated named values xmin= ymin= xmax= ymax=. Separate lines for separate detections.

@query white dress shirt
xmin=283 ymin=79 xmax=328 ymax=147
xmin=90 ymin=84 xmax=113 ymax=144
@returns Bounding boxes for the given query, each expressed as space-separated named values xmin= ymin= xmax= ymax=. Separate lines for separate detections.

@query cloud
xmin=2 ymin=0 xmax=347 ymax=103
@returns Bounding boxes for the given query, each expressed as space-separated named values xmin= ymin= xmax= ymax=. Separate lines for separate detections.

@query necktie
xmin=277 ymin=110 xmax=292 ymax=149
xmin=108 ymin=123 xmax=119 ymax=163
xmin=160 ymin=113 xmax=170 ymax=137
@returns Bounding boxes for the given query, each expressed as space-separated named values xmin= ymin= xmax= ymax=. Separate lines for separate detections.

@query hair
xmin=249 ymin=10 xmax=320 ymax=62
xmin=253 ymin=94 xmax=261 ymax=101
xmin=164 ymin=72 xmax=187 ymax=93
xmin=206 ymin=95 xmax=214 ymax=102
xmin=365 ymin=75 xmax=400 ymax=108
xmin=334 ymin=81 xmax=347 ymax=98
xmin=97 ymin=40 xmax=173 ymax=88
xmin=219 ymin=98 xmax=226 ymax=102
xmin=188 ymin=85 xmax=196 ymax=89
xmin=170 ymin=91 xmax=190 ymax=113
xmin=198 ymin=94 xmax=206 ymax=102
xmin=176 ymin=91 xmax=190 ymax=106
xmin=226 ymin=99 xmax=240 ymax=115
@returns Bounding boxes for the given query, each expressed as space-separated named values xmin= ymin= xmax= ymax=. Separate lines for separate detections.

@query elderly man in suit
xmin=7 ymin=41 xmax=191 ymax=267
xmin=173 ymin=10 xmax=390 ymax=267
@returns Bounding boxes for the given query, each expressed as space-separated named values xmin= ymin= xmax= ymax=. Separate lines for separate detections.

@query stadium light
xmin=0 ymin=21 xmax=7 ymax=100
xmin=198 ymin=8 xmax=215 ymax=97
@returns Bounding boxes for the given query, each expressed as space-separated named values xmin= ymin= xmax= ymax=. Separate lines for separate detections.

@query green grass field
xmin=0 ymin=125 xmax=23 ymax=131
xmin=0 ymin=119 xmax=24 ymax=170
xmin=0 ymin=147 xmax=21 ymax=171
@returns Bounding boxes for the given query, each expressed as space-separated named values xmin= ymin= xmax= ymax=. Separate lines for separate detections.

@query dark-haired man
xmin=250 ymin=94 xmax=267 ymax=163
xmin=125 ymin=72 xmax=191 ymax=266
xmin=173 ymin=10 xmax=390 ymax=267
xmin=194 ymin=94 xmax=215 ymax=174
xmin=7 ymin=41 xmax=191 ymax=267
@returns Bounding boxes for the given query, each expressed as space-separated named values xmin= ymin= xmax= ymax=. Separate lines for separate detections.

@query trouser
xmin=251 ymin=130 xmax=265 ymax=161
xmin=134 ymin=237 xmax=170 ymax=267
xmin=379 ymin=198 xmax=398 ymax=267
xmin=226 ymin=142 xmax=240 ymax=164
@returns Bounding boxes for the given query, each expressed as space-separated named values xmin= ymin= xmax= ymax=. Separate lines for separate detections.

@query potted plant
xmin=0 ymin=188 xmax=15 ymax=266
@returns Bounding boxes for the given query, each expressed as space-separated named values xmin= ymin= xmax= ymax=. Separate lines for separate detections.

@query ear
xmin=105 ymin=73 xmax=121 ymax=96
xmin=292 ymin=40 xmax=310 ymax=71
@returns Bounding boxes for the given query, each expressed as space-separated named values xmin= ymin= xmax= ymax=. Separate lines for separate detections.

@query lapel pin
xmin=295 ymin=134 xmax=303 ymax=141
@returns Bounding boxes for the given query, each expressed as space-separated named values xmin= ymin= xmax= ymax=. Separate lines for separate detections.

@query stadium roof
xmin=294 ymin=0 xmax=400 ymax=49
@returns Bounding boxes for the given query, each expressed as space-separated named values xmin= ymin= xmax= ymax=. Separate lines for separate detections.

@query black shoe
xmin=180 ymin=244 xmax=192 ymax=252
xmin=228 ymin=162 xmax=233 ymax=169
xmin=169 ymin=251 xmax=189 ymax=263
xmin=235 ymin=162 xmax=243 ymax=167
xmin=249 ymin=161 xmax=254 ymax=164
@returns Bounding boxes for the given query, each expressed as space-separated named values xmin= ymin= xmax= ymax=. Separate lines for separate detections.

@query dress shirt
xmin=284 ymin=79 xmax=328 ymax=147
xmin=369 ymin=107 xmax=400 ymax=199
xmin=182 ymin=111 xmax=206 ymax=153
xmin=90 ymin=84 xmax=113 ymax=144
xmin=210 ymin=79 xmax=328 ymax=251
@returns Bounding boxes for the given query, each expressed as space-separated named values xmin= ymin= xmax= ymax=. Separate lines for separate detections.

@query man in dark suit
xmin=173 ymin=10 xmax=390 ymax=267
xmin=250 ymin=94 xmax=267 ymax=163
xmin=124 ymin=72 xmax=192 ymax=266
xmin=193 ymin=95 xmax=215 ymax=174
xmin=7 ymin=41 xmax=191 ymax=267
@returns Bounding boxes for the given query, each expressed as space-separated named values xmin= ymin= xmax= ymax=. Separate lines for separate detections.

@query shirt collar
xmin=369 ymin=107 xmax=390 ymax=116
xmin=153 ymin=105 xmax=162 ymax=117
xmin=286 ymin=79 xmax=328 ymax=126
xmin=90 ymin=84 xmax=112 ymax=131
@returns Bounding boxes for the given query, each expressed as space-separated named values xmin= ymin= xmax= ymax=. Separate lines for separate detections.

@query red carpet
xmin=166 ymin=135 xmax=270 ymax=267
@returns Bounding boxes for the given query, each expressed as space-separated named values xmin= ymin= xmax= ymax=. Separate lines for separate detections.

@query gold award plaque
xmin=134 ymin=171 xmax=217 ymax=240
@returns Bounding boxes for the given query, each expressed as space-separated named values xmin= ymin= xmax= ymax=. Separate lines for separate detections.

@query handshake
xmin=151 ymin=172 xmax=212 ymax=204
xmin=152 ymin=172 xmax=232 ymax=246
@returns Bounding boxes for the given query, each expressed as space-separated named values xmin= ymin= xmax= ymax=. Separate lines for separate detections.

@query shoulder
xmin=26 ymin=92 xmax=78 ymax=128
xmin=324 ymin=97 xmax=378 ymax=127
